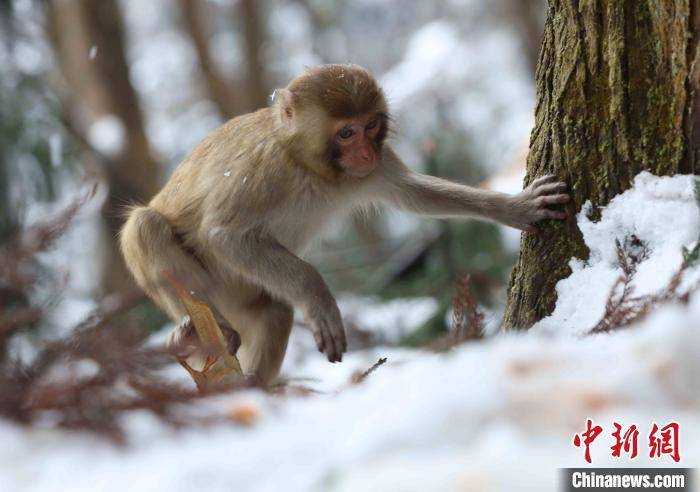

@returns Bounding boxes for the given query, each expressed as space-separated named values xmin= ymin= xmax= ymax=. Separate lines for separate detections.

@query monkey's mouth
xmin=339 ymin=162 xmax=376 ymax=178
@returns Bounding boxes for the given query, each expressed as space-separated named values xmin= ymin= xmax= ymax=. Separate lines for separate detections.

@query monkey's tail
xmin=119 ymin=205 xmax=204 ymax=321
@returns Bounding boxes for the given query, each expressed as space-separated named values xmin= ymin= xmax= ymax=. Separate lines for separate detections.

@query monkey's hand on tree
xmin=505 ymin=175 xmax=569 ymax=232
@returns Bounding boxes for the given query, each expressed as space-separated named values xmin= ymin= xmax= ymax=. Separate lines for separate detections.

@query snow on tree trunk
xmin=504 ymin=0 xmax=700 ymax=330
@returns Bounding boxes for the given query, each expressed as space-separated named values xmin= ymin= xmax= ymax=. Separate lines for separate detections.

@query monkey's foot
xmin=165 ymin=315 xmax=197 ymax=358
xmin=166 ymin=315 xmax=241 ymax=358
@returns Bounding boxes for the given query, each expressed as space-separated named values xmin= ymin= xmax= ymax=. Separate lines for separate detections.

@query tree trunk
xmin=504 ymin=0 xmax=700 ymax=330
xmin=239 ymin=0 xmax=269 ymax=110
xmin=47 ymin=0 xmax=160 ymax=294
xmin=179 ymin=0 xmax=240 ymax=119
xmin=500 ymin=0 xmax=547 ymax=75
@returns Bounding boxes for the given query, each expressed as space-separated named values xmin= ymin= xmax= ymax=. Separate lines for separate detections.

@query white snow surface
xmin=2 ymin=317 xmax=699 ymax=491
xmin=337 ymin=295 xmax=439 ymax=344
xmin=86 ymin=115 xmax=127 ymax=158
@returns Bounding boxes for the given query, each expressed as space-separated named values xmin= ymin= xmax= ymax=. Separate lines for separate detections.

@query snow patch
xmin=87 ymin=115 xmax=126 ymax=158
xmin=533 ymin=172 xmax=700 ymax=336
xmin=338 ymin=295 xmax=439 ymax=344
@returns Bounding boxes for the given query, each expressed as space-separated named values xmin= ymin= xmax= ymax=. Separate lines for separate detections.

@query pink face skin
xmin=333 ymin=113 xmax=383 ymax=178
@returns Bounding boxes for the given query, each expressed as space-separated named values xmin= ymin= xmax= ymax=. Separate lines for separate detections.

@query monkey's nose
xmin=359 ymin=147 xmax=373 ymax=161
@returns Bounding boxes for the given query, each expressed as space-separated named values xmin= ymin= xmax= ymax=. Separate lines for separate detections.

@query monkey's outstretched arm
xmin=206 ymin=226 xmax=346 ymax=362
xmin=375 ymin=148 xmax=569 ymax=231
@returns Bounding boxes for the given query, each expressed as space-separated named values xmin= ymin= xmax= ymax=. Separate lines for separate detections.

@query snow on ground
xmin=2 ymin=172 xmax=699 ymax=492
xmin=533 ymin=172 xmax=700 ymax=336
xmin=337 ymin=296 xmax=439 ymax=345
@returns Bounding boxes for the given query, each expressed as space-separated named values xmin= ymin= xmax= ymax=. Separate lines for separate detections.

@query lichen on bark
xmin=504 ymin=0 xmax=700 ymax=330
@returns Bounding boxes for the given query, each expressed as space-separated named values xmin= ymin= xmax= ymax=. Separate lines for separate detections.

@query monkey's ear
xmin=274 ymin=88 xmax=295 ymax=128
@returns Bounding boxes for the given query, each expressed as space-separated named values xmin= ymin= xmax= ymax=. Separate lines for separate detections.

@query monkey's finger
xmin=535 ymin=181 xmax=567 ymax=195
xmin=166 ymin=342 xmax=198 ymax=359
xmin=319 ymin=325 xmax=338 ymax=362
xmin=329 ymin=319 xmax=347 ymax=353
xmin=326 ymin=348 xmax=339 ymax=363
xmin=165 ymin=316 xmax=197 ymax=357
xmin=540 ymin=209 xmax=567 ymax=220
xmin=312 ymin=328 xmax=326 ymax=353
xmin=531 ymin=175 xmax=559 ymax=187
xmin=509 ymin=221 xmax=535 ymax=232
xmin=328 ymin=349 xmax=341 ymax=363
xmin=339 ymin=328 xmax=348 ymax=353
xmin=540 ymin=194 xmax=570 ymax=205
xmin=327 ymin=332 xmax=343 ymax=362
xmin=326 ymin=342 xmax=339 ymax=362
xmin=332 ymin=335 xmax=345 ymax=362
xmin=330 ymin=329 xmax=346 ymax=362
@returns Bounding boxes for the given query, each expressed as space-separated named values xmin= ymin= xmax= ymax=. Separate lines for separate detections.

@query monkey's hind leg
xmin=119 ymin=205 xmax=212 ymax=333
xmin=234 ymin=295 xmax=294 ymax=385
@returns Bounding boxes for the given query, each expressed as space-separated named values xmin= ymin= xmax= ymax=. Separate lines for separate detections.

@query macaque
xmin=120 ymin=64 xmax=569 ymax=384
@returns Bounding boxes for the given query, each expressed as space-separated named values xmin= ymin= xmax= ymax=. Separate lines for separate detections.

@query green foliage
xmin=0 ymin=46 xmax=80 ymax=330
xmin=0 ymin=64 xmax=78 ymax=241
xmin=384 ymin=219 xmax=512 ymax=346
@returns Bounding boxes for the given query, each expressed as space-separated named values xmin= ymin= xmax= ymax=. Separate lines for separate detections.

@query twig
xmin=352 ymin=357 xmax=387 ymax=384
xmin=430 ymin=274 xmax=485 ymax=351
xmin=590 ymin=236 xmax=697 ymax=334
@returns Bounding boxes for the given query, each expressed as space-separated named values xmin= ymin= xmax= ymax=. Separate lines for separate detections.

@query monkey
xmin=119 ymin=64 xmax=569 ymax=385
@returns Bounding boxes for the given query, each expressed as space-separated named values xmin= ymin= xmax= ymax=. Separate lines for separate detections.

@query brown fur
xmin=287 ymin=64 xmax=388 ymax=119
xmin=120 ymin=64 xmax=569 ymax=384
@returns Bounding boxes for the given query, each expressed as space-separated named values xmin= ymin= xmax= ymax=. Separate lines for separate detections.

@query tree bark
xmin=239 ymin=0 xmax=270 ymax=110
xmin=179 ymin=0 xmax=240 ymax=119
xmin=500 ymin=0 xmax=547 ymax=75
xmin=47 ymin=0 xmax=160 ymax=294
xmin=504 ymin=0 xmax=700 ymax=330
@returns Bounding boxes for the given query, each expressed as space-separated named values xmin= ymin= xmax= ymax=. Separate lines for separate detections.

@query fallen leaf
xmin=228 ymin=400 xmax=260 ymax=426
xmin=164 ymin=271 xmax=243 ymax=393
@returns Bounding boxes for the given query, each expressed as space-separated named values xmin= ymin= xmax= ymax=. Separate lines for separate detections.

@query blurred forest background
xmin=0 ymin=0 xmax=545 ymax=352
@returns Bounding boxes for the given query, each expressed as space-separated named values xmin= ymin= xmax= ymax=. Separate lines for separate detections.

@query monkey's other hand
xmin=305 ymin=296 xmax=347 ymax=363
xmin=166 ymin=315 xmax=198 ymax=358
xmin=508 ymin=175 xmax=569 ymax=232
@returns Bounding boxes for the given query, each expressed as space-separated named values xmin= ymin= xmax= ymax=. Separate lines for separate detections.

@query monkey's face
xmin=330 ymin=113 xmax=385 ymax=178
xmin=280 ymin=64 xmax=389 ymax=179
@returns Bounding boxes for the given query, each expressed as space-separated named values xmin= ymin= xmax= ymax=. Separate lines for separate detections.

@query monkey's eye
xmin=366 ymin=118 xmax=378 ymax=130
xmin=338 ymin=127 xmax=355 ymax=139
